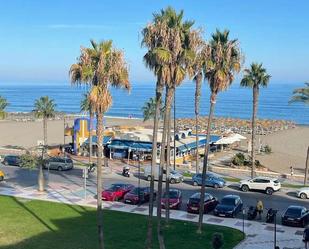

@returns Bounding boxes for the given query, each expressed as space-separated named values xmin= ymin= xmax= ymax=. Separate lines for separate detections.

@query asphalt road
xmin=1 ymin=164 xmax=309 ymax=222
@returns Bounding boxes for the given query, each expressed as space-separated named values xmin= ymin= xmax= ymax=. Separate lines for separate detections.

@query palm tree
xmin=157 ymin=7 xmax=200 ymax=247
xmin=142 ymin=97 xmax=164 ymax=121
xmin=142 ymin=6 xmax=199 ymax=248
xmin=142 ymin=12 xmax=169 ymax=249
xmin=70 ymin=39 xmax=130 ymax=249
xmin=0 ymin=96 xmax=9 ymax=119
xmin=197 ymin=29 xmax=242 ymax=233
xmin=240 ymin=63 xmax=271 ymax=178
xmin=190 ymin=41 xmax=207 ymax=174
xmin=33 ymin=96 xmax=56 ymax=192
xmin=80 ymin=92 xmax=94 ymax=163
xmin=289 ymin=82 xmax=309 ymax=185
xmin=289 ymin=82 xmax=309 ymax=105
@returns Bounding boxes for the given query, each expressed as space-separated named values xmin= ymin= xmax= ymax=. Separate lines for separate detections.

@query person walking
xmin=303 ymin=226 xmax=309 ymax=249
xmin=290 ymin=166 xmax=294 ymax=176
xmin=256 ymin=200 xmax=264 ymax=220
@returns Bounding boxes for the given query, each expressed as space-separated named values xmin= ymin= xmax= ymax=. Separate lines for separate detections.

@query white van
xmin=144 ymin=165 xmax=183 ymax=184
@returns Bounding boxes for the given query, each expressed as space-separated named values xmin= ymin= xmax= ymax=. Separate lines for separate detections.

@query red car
xmin=161 ymin=189 xmax=182 ymax=210
xmin=123 ymin=187 xmax=155 ymax=205
xmin=187 ymin=192 xmax=218 ymax=214
xmin=102 ymin=183 xmax=134 ymax=201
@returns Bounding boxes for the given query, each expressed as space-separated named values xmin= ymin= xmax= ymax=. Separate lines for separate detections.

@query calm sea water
xmin=0 ymin=82 xmax=308 ymax=124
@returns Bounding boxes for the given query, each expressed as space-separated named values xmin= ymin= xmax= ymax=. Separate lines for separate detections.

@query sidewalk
xmin=0 ymin=181 xmax=306 ymax=249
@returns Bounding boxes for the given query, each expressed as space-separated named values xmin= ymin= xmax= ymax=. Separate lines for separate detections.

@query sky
xmin=0 ymin=0 xmax=308 ymax=84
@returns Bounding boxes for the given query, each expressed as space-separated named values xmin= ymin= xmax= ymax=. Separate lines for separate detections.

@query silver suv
xmin=239 ymin=177 xmax=281 ymax=195
xmin=44 ymin=157 xmax=74 ymax=171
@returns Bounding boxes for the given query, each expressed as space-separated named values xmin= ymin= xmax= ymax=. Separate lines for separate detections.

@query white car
xmin=296 ymin=187 xmax=309 ymax=199
xmin=239 ymin=177 xmax=281 ymax=195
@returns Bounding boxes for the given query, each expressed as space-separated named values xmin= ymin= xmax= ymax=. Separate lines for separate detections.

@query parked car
xmin=123 ymin=187 xmax=155 ymax=205
xmin=161 ymin=189 xmax=182 ymax=210
xmin=43 ymin=157 xmax=73 ymax=171
xmin=2 ymin=155 xmax=21 ymax=167
xmin=239 ymin=177 xmax=281 ymax=195
xmin=102 ymin=183 xmax=134 ymax=201
xmin=0 ymin=170 xmax=4 ymax=181
xmin=144 ymin=165 xmax=183 ymax=184
xmin=187 ymin=192 xmax=218 ymax=214
xmin=282 ymin=205 xmax=309 ymax=227
xmin=192 ymin=173 xmax=225 ymax=188
xmin=214 ymin=195 xmax=243 ymax=218
xmin=296 ymin=187 xmax=309 ymax=199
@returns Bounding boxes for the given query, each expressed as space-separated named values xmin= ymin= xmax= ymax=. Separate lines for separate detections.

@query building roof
xmin=84 ymin=136 xmax=112 ymax=145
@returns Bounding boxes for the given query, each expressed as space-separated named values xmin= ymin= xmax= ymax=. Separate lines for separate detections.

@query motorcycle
xmin=247 ymin=206 xmax=258 ymax=220
xmin=88 ymin=163 xmax=96 ymax=173
xmin=122 ymin=166 xmax=130 ymax=177
xmin=266 ymin=208 xmax=276 ymax=223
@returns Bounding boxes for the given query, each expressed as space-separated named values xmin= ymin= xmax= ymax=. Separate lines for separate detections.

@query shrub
xmin=244 ymin=158 xmax=262 ymax=168
xmin=20 ymin=153 xmax=38 ymax=169
xmin=212 ymin=233 xmax=224 ymax=249
xmin=264 ymin=145 xmax=272 ymax=154
xmin=232 ymin=153 xmax=245 ymax=166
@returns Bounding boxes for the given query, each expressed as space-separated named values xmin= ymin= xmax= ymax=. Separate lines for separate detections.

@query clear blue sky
xmin=0 ymin=0 xmax=308 ymax=84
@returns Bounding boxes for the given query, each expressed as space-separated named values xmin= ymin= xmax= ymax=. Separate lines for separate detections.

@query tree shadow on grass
xmin=0 ymin=196 xmax=243 ymax=249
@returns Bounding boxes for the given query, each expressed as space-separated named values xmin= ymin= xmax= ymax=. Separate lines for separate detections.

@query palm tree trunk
xmin=89 ymin=111 xmax=93 ymax=162
xmin=194 ymin=74 xmax=202 ymax=174
xmin=38 ymin=118 xmax=47 ymax=192
xmin=304 ymin=146 xmax=309 ymax=185
xmin=145 ymin=81 xmax=164 ymax=249
xmin=195 ymin=114 xmax=199 ymax=174
xmin=251 ymin=86 xmax=259 ymax=178
xmin=96 ymin=112 xmax=105 ymax=249
xmin=165 ymin=102 xmax=172 ymax=224
xmin=157 ymin=86 xmax=174 ymax=249
xmin=197 ymin=93 xmax=216 ymax=233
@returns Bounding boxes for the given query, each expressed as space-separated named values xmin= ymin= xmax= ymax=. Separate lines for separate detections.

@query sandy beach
xmin=0 ymin=117 xmax=153 ymax=148
xmin=256 ymin=126 xmax=309 ymax=175
xmin=0 ymin=116 xmax=307 ymax=175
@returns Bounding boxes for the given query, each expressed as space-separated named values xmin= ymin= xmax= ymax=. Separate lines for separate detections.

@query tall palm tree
xmin=70 ymin=40 xmax=130 ymax=249
xmin=33 ymin=96 xmax=56 ymax=192
xmin=289 ymin=82 xmax=309 ymax=185
xmin=142 ymin=97 xmax=164 ymax=121
xmin=80 ymin=92 xmax=94 ymax=163
xmin=142 ymin=12 xmax=170 ymax=249
xmin=190 ymin=41 xmax=207 ymax=174
xmin=0 ymin=96 xmax=9 ymax=119
xmin=240 ymin=63 xmax=271 ymax=178
xmin=289 ymin=82 xmax=309 ymax=105
xmin=142 ymin=6 xmax=199 ymax=248
xmin=197 ymin=30 xmax=242 ymax=233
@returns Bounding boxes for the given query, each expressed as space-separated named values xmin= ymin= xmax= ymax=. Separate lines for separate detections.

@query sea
xmin=0 ymin=82 xmax=308 ymax=125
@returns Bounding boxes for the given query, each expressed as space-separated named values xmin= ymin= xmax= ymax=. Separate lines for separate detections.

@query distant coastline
xmin=0 ymin=83 xmax=308 ymax=124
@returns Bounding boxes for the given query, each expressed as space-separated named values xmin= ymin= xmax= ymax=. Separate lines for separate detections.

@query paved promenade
xmin=0 ymin=180 xmax=307 ymax=249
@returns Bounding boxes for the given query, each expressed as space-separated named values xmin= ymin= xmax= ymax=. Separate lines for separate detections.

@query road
xmin=1 ymin=164 xmax=308 ymax=221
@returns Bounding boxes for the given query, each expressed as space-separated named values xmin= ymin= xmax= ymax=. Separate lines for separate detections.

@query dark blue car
xmin=192 ymin=173 xmax=226 ymax=188
xmin=2 ymin=155 xmax=21 ymax=167
xmin=214 ymin=195 xmax=243 ymax=218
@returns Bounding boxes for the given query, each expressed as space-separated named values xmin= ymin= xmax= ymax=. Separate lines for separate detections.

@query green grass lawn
xmin=0 ymin=195 xmax=243 ymax=249
xmin=223 ymin=177 xmax=241 ymax=183
xmin=281 ymin=183 xmax=309 ymax=189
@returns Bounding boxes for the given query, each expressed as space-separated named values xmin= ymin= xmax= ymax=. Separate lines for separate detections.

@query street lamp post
xmin=138 ymin=153 xmax=141 ymax=206
xmin=273 ymin=210 xmax=278 ymax=249
xmin=242 ymin=207 xmax=246 ymax=240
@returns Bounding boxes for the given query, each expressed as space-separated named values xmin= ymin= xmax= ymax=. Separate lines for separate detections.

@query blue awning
xmin=108 ymin=139 xmax=152 ymax=152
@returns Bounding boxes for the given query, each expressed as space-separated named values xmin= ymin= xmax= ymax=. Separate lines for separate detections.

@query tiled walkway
xmin=0 ymin=182 xmax=306 ymax=249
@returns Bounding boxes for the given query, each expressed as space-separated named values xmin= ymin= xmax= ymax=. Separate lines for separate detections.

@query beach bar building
xmin=66 ymin=119 xmax=221 ymax=164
